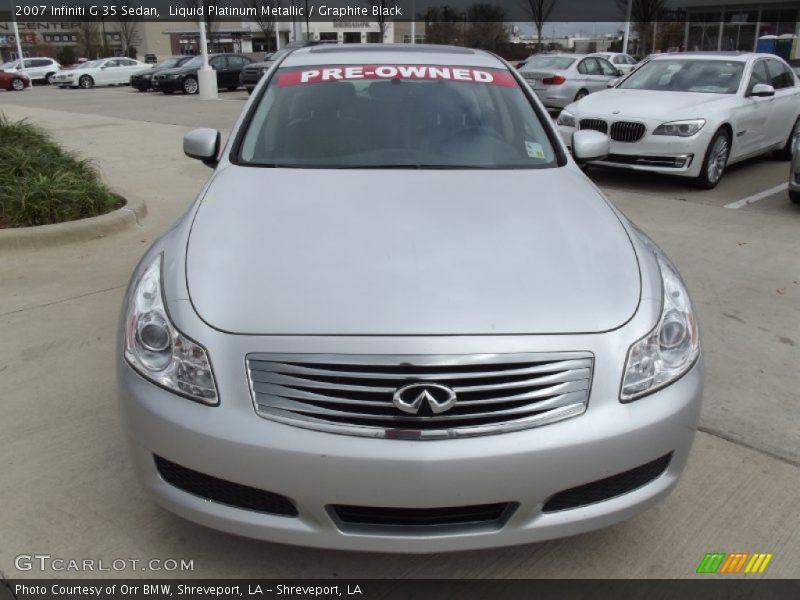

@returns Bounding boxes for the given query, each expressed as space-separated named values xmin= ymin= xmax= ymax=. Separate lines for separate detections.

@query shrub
xmin=56 ymin=45 xmax=76 ymax=66
xmin=0 ymin=114 xmax=119 ymax=227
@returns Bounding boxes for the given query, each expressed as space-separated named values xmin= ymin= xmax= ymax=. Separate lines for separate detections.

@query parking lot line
xmin=725 ymin=183 xmax=788 ymax=209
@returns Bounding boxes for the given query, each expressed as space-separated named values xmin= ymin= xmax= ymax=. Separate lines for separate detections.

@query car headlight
xmin=652 ymin=119 xmax=705 ymax=137
xmin=557 ymin=109 xmax=576 ymax=128
xmin=621 ymin=255 xmax=700 ymax=401
xmin=124 ymin=255 xmax=218 ymax=405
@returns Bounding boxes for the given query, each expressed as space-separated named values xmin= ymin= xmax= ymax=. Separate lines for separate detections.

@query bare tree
xmin=522 ymin=0 xmax=558 ymax=52
xmin=243 ymin=0 xmax=279 ymax=49
xmin=184 ymin=0 xmax=220 ymax=52
xmin=424 ymin=5 xmax=462 ymax=46
xmin=464 ymin=3 xmax=507 ymax=52
xmin=114 ymin=17 xmax=140 ymax=57
xmin=616 ymin=0 xmax=666 ymax=54
xmin=364 ymin=0 xmax=390 ymax=42
xmin=75 ymin=22 xmax=102 ymax=58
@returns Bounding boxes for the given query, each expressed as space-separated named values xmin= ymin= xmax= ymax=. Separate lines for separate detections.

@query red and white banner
xmin=278 ymin=65 xmax=517 ymax=88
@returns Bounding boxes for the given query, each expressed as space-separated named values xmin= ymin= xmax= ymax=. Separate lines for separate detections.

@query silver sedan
xmin=518 ymin=53 xmax=620 ymax=109
xmin=118 ymin=44 xmax=703 ymax=552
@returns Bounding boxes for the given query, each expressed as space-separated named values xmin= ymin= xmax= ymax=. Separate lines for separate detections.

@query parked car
xmin=130 ymin=56 xmax=193 ymax=91
xmin=119 ymin=44 xmax=703 ymax=553
xmin=790 ymin=133 xmax=800 ymax=204
xmin=557 ymin=52 xmax=800 ymax=188
xmin=239 ymin=43 xmax=323 ymax=94
xmin=53 ymin=57 xmax=150 ymax=89
xmin=1 ymin=57 xmax=61 ymax=85
xmin=789 ymin=59 xmax=800 ymax=78
xmin=0 ymin=69 xmax=30 ymax=91
xmin=144 ymin=54 xmax=158 ymax=65
xmin=153 ymin=54 xmax=253 ymax=94
xmin=589 ymin=52 xmax=638 ymax=74
xmin=518 ymin=53 xmax=620 ymax=109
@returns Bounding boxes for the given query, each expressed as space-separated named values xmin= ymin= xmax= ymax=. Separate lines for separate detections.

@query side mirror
xmin=572 ymin=129 xmax=610 ymax=163
xmin=748 ymin=83 xmax=775 ymax=97
xmin=184 ymin=128 xmax=221 ymax=166
xmin=607 ymin=77 xmax=620 ymax=88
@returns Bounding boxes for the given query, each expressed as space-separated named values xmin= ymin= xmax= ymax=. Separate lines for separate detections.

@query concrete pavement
xmin=0 ymin=89 xmax=798 ymax=579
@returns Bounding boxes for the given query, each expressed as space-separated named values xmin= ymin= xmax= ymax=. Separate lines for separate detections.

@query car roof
xmin=649 ymin=51 xmax=755 ymax=62
xmin=281 ymin=44 xmax=508 ymax=69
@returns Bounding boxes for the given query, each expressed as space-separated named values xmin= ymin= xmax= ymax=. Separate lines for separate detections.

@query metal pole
xmin=11 ymin=9 xmax=26 ymax=80
xmin=622 ymin=0 xmax=632 ymax=54
xmin=410 ymin=0 xmax=415 ymax=44
xmin=275 ymin=21 xmax=281 ymax=51
xmin=197 ymin=0 xmax=218 ymax=99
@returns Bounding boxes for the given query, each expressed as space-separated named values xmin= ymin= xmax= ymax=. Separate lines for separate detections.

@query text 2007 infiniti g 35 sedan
xmin=118 ymin=44 xmax=703 ymax=552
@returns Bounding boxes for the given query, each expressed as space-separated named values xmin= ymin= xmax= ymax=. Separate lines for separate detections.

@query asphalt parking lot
xmin=1 ymin=84 xmax=798 ymax=579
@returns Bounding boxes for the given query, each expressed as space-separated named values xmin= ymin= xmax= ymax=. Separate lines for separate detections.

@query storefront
xmin=679 ymin=1 xmax=799 ymax=57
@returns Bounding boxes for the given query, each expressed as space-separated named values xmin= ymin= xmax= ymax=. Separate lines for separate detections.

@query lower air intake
xmin=542 ymin=453 xmax=672 ymax=512
xmin=329 ymin=502 xmax=516 ymax=533
xmin=154 ymin=455 xmax=298 ymax=517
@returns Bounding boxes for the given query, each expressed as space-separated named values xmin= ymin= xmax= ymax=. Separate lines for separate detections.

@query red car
xmin=0 ymin=69 xmax=30 ymax=91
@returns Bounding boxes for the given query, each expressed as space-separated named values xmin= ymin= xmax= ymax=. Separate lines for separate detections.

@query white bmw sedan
xmin=557 ymin=52 xmax=800 ymax=188
xmin=54 ymin=57 xmax=150 ymax=89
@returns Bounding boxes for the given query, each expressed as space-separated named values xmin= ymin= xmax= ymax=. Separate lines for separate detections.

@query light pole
xmin=622 ymin=0 xmax=632 ymax=54
xmin=11 ymin=8 xmax=27 ymax=83
xmin=197 ymin=0 xmax=217 ymax=99
xmin=410 ymin=0 xmax=415 ymax=44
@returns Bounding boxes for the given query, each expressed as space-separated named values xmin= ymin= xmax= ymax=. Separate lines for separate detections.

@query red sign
xmin=278 ymin=65 xmax=518 ymax=88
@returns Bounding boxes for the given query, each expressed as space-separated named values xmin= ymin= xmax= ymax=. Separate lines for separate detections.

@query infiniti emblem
xmin=392 ymin=383 xmax=457 ymax=415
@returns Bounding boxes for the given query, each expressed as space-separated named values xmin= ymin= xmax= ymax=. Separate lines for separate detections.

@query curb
xmin=0 ymin=195 xmax=147 ymax=251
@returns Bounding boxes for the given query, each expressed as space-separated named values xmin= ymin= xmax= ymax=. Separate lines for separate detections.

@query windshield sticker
xmin=278 ymin=65 xmax=517 ymax=88
xmin=525 ymin=141 xmax=546 ymax=159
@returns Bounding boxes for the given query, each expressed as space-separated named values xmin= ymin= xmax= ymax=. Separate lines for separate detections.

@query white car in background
xmin=557 ymin=52 xmax=800 ymax=188
xmin=589 ymin=52 xmax=638 ymax=74
xmin=1 ymin=57 xmax=61 ymax=85
xmin=53 ymin=57 xmax=150 ymax=89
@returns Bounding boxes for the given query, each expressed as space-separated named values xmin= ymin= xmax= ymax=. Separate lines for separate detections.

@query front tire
xmin=46 ymin=72 xmax=57 ymax=85
xmin=774 ymin=117 xmax=800 ymax=161
xmin=694 ymin=129 xmax=730 ymax=189
xmin=79 ymin=75 xmax=94 ymax=89
xmin=574 ymin=89 xmax=589 ymax=101
xmin=182 ymin=76 xmax=198 ymax=95
xmin=10 ymin=77 xmax=25 ymax=91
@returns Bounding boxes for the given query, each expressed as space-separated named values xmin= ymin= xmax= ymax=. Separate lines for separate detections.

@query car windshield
xmin=520 ymin=57 xmax=575 ymax=71
xmin=77 ymin=61 xmax=100 ymax=69
xmin=618 ymin=59 xmax=744 ymax=94
xmin=181 ymin=56 xmax=204 ymax=69
xmin=158 ymin=57 xmax=185 ymax=69
xmin=238 ymin=64 xmax=558 ymax=169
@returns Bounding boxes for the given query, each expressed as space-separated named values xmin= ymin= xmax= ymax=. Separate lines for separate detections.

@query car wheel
xmin=46 ymin=72 xmax=57 ymax=85
xmin=774 ymin=117 xmax=800 ymax=161
xmin=790 ymin=189 xmax=800 ymax=204
xmin=574 ymin=89 xmax=589 ymax=101
xmin=182 ymin=76 xmax=198 ymax=94
xmin=10 ymin=77 xmax=25 ymax=91
xmin=79 ymin=75 xmax=94 ymax=89
xmin=694 ymin=129 xmax=730 ymax=189
xmin=227 ymin=86 xmax=239 ymax=91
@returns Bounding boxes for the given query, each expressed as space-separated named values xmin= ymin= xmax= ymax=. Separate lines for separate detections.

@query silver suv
xmin=119 ymin=44 xmax=703 ymax=552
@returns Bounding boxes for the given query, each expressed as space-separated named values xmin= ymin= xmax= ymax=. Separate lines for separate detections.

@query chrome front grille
xmin=610 ymin=121 xmax=646 ymax=142
xmin=580 ymin=119 xmax=608 ymax=134
xmin=246 ymin=353 xmax=593 ymax=440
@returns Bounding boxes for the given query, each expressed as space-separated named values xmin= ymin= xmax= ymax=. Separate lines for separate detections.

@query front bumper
xmin=558 ymin=123 xmax=713 ymax=178
xmin=154 ymin=78 xmax=182 ymax=92
xmin=130 ymin=77 xmax=151 ymax=90
xmin=119 ymin=339 xmax=703 ymax=552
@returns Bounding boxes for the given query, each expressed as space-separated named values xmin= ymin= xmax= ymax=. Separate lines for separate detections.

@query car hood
xmin=186 ymin=166 xmax=641 ymax=335
xmin=572 ymin=89 xmax=729 ymax=120
xmin=157 ymin=66 xmax=196 ymax=76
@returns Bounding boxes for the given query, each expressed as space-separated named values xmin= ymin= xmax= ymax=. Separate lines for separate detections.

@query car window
xmin=618 ymin=59 xmax=744 ymax=94
xmin=228 ymin=56 xmax=248 ymax=68
xmin=520 ymin=57 xmax=575 ymax=72
xmin=747 ymin=60 xmax=770 ymax=93
xmin=239 ymin=64 xmax=558 ymax=169
xmin=121 ymin=59 xmax=137 ymax=67
xmin=613 ymin=56 xmax=624 ymax=64
xmin=210 ymin=57 xmax=226 ymax=70
xmin=105 ymin=60 xmax=120 ymax=68
xmin=766 ymin=59 xmax=795 ymax=90
xmin=597 ymin=58 xmax=618 ymax=76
